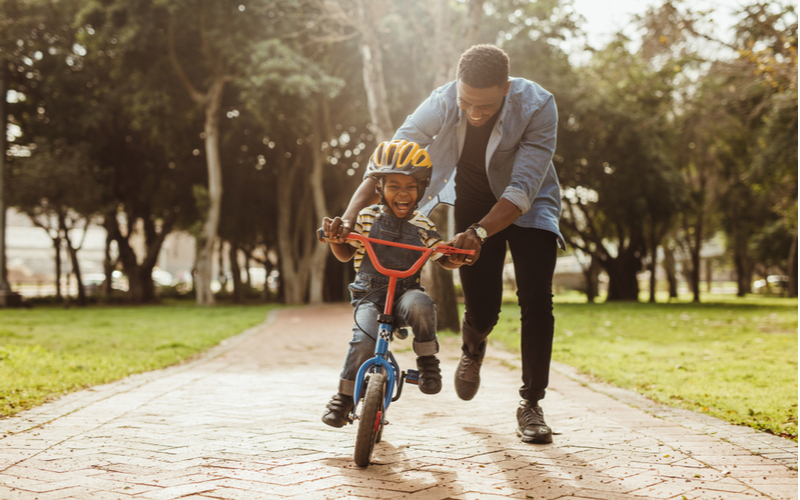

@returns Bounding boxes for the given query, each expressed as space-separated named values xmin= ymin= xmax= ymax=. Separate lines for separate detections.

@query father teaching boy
xmin=326 ymin=44 xmax=564 ymax=444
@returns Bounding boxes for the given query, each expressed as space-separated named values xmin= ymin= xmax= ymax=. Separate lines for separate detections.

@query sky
xmin=571 ymin=0 xmax=746 ymax=47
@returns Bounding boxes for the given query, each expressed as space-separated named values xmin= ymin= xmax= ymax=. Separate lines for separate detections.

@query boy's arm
xmin=329 ymin=241 xmax=357 ymax=262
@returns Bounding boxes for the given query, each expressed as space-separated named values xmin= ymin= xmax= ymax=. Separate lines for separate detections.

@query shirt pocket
xmin=490 ymin=147 xmax=518 ymax=194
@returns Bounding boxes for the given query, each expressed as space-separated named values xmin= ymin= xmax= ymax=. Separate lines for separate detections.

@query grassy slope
xmin=488 ymin=295 xmax=798 ymax=440
xmin=0 ymin=303 xmax=276 ymax=417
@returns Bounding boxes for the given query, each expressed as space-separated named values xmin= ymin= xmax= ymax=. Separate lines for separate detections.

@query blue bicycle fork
xmin=352 ymin=323 xmax=397 ymax=412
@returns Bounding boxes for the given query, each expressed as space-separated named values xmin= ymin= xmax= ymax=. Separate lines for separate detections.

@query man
xmin=328 ymin=44 xmax=563 ymax=443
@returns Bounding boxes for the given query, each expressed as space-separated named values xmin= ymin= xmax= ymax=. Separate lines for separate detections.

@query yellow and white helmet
xmin=367 ymin=140 xmax=432 ymax=181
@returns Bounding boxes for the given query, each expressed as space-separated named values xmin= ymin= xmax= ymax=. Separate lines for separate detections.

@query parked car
xmin=753 ymin=275 xmax=790 ymax=294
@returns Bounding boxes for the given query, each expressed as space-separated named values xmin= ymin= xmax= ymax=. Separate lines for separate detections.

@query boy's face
xmin=380 ymin=173 xmax=420 ymax=219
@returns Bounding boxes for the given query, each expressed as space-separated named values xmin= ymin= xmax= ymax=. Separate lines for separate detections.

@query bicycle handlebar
xmin=317 ymin=228 xmax=474 ymax=279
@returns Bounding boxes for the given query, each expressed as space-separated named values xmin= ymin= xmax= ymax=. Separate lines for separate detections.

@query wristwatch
xmin=468 ymin=224 xmax=488 ymax=245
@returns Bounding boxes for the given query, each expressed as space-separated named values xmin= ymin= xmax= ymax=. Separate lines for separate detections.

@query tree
xmin=557 ymin=34 xmax=684 ymax=301
xmin=8 ymin=140 xmax=103 ymax=305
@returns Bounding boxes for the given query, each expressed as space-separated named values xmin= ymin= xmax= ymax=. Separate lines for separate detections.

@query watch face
xmin=475 ymin=226 xmax=488 ymax=240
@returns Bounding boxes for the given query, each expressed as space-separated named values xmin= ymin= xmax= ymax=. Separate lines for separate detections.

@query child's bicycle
xmin=318 ymin=228 xmax=474 ymax=467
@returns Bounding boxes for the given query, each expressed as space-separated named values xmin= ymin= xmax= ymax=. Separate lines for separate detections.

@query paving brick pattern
xmin=1 ymin=304 xmax=796 ymax=500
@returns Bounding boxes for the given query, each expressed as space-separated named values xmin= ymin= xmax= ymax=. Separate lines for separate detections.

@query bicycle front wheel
xmin=353 ymin=372 xmax=386 ymax=467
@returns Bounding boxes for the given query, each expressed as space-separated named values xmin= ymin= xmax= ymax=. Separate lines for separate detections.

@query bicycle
xmin=318 ymin=229 xmax=474 ymax=467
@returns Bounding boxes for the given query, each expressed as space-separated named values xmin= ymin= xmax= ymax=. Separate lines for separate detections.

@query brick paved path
xmin=1 ymin=304 xmax=796 ymax=500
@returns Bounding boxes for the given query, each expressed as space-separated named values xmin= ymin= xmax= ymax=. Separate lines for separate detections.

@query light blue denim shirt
xmin=392 ymin=78 xmax=564 ymax=248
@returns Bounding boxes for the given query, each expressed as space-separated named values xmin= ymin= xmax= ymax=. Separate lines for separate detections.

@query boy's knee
xmin=403 ymin=290 xmax=436 ymax=317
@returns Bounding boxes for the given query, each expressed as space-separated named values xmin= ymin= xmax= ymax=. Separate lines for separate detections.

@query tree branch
xmin=168 ymin=16 xmax=206 ymax=104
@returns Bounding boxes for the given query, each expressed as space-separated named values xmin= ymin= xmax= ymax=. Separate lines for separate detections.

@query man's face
xmin=456 ymin=79 xmax=510 ymax=127
xmin=380 ymin=173 xmax=420 ymax=219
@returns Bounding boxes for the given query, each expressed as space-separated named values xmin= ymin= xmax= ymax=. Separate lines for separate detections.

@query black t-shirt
xmin=454 ymin=108 xmax=501 ymax=227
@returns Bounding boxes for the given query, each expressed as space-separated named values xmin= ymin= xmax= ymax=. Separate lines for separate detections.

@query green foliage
xmin=0 ymin=304 xmax=277 ymax=417
xmin=488 ymin=297 xmax=799 ymax=439
xmin=3 ymin=0 xmax=797 ymax=304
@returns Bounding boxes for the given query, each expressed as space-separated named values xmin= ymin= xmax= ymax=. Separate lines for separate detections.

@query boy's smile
xmin=380 ymin=174 xmax=420 ymax=219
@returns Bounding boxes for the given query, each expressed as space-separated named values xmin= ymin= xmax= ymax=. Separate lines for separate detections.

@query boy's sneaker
xmin=322 ymin=393 xmax=354 ymax=428
xmin=416 ymin=356 xmax=442 ymax=394
xmin=454 ymin=350 xmax=483 ymax=400
xmin=516 ymin=400 xmax=553 ymax=444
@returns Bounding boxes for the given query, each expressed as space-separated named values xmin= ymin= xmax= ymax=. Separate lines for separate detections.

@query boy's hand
xmin=321 ymin=216 xmax=353 ymax=244
xmin=446 ymin=231 xmax=482 ymax=266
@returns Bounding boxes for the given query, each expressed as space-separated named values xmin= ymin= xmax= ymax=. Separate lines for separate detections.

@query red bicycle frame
xmin=343 ymin=232 xmax=473 ymax=315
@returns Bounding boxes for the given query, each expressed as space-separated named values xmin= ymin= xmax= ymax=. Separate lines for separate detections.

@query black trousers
xmin=456 ymin=210 xmax=557 ymax=402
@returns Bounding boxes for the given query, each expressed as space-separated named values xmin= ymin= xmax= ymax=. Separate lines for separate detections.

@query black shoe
xmin=516 ymin=400 xmax=553 ymax=444
xmin=416 ymin=356 xmax=442 ymax=395
xmin=454 ymin=350 xmax=483 ymax=401
xmin=322 ymin=393 xmax=354 ymax=428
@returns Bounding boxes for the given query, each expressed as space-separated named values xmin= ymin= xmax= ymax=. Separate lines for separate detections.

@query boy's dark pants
xmin=456 ymin=216 xmax=558 ymax=403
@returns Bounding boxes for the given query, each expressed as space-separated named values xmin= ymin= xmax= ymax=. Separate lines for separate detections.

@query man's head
xmin=456 ymin=44 xmax=511 ymax=127
xmin=366 ymin=140 xmax=432 ymax=218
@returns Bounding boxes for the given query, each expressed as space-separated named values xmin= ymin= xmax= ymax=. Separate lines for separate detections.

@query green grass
xmin=0 ymin=302 xmax=277 ymax=418
xmin=488 ymin=294 xmax=798 ymax=440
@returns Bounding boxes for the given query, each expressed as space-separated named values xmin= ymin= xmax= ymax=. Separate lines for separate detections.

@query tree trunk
xmin=229 ymin=242 xmax=244 ymax=304
xmin=195 ymin=74 xmax=226 ymax=306
xmin=308 ymin=108 xmax=332 ymax=304
xmin=103 ymin=230 xmax=115 ymax=299
xmin=61 ymin=216 xmax=86 ymax=306
xmin=603 ymin=252 xmax=640 ymax=301
xmin=424 ymin=206 xmax=460 ymax=332
xmin=662 ymin=243 xmax=678 ymax=299
xmin=276 ymin=150 xmax=312 ymax=305
xmin=242 ymin=248 xmax=253 ymax=292
xmin=52 ymin=235 xmax=63 ymax=301
xmin=461 ymin=0 xmax=485 ymax=48
xmin=788 ymin=225 xmax=798 ymax=298
xmin=690 ymin=221 xmax=702 ymax=302
xmin=432 ymin=0 xmax=456 ymax=86
xmin=127 ymin=266 xmax=155 ymax=304
xmin=354 ymin=0 xmax=393 ymax=143
xmin=0 ymin=60 xmax=10 ymax=295
xmin=582 ymin=255 xmax=600 ymax=303
xmin=648 ymin=235 xmax=658 ymax=303
xmin=218 ymin=242 xmax=227 ymax=292
xmin=733 ymin=247 xmax=754 ymax=297
xmin=104 ymin=211 xmax=173 ymax=304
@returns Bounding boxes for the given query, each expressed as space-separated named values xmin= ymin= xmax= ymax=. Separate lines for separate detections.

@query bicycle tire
xmin=353 ymin=372 xmax=386 ymax=467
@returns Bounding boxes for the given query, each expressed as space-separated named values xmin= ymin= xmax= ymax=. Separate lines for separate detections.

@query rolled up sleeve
xmin=500 ymin=94 xmax=558 ymax=214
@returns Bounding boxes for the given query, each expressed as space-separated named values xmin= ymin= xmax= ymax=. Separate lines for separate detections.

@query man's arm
xmin=451 ymin=86 xmax=558 ymax=265
xmin=446 ymin=198 xmax=521 ymax=265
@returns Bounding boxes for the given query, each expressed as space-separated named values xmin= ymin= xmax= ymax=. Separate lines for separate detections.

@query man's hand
xmin=320 ymin=216 xmax=353 ymax=244
xmin=446 ymin=229 xmax=482 ymax=266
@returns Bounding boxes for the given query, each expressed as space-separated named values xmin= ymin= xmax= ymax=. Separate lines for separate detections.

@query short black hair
xmin=457 ymin=44 xmax=510 ymax=89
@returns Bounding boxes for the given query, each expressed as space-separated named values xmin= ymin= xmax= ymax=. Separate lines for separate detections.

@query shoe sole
xmin=516 ymin=427 xmax=553 ymax=444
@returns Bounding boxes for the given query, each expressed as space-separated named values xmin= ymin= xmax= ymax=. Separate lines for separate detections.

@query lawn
xmin=487 ymin=294 xmax=798 ymax=440
xmin=2 ymin=296 xmax=797 ymax=441
xmin=0 ymin=302 xmax=276 ymax=418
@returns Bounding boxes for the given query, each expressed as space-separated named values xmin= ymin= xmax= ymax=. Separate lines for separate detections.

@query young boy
xmin=320 ymin=140 xmax=463 ymax=428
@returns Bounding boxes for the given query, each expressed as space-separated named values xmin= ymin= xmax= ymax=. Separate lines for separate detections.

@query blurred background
xmin=0 ymin=0 xmax=796 ymax=310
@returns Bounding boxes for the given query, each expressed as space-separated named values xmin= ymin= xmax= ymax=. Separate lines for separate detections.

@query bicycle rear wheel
xmin=354 ymin=372 xmax=386 ymax=467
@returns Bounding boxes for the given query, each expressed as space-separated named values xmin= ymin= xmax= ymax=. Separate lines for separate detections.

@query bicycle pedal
xmin=405 ymin=369 xmax=420 ymax=385
xmin=395 ymin=328 xmax=409 ymax=340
